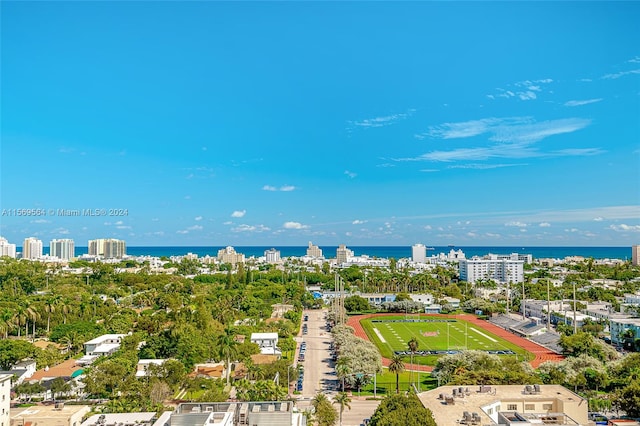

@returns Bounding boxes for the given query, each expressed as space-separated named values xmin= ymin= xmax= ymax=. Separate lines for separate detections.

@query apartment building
xmin=50 ymin=239 xmax=75 ymax=260
xmin=22 ymin=237 xmax=43 ymax=260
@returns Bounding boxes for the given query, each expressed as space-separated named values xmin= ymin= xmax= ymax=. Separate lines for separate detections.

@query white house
xmin=84 ymin=334 xmax=126 ymax=356
xmin=136 ymin=359 xmax=168 ymax=377
xmin=250 ymin=333 xmax=281 ymax=356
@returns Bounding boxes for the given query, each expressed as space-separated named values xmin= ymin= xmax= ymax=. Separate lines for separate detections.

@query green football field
xmin=360 ymin=315 xmax=532 ymax=365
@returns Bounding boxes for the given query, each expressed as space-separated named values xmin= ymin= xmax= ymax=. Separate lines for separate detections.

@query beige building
xmin=50 ymin=239 xmax=75 ymax=260
xmin=217 ymin=246 xmax=245 ymax=265
xmin=11 ymin=404 xmax=90 ymax=426
xmin=633 ymin=245 xmax=640 ymax=266
xmin=1 ymin=374 xmax=11 ymax=426
xmin=306 ymin=241 xmax=323 ymax=258
xmin=22 ymin=237 xmax=43 ymax=260
xmin=336 ymin=244 xmax=353 ymax=265
xmin=88 ymin=238 xmax=126 ymax=258
xmin=418 ymin=384 xmax=588 ymax=426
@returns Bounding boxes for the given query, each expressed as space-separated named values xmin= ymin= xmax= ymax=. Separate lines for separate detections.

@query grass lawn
xmin=361 ymin=315 xmax=532 ymax=365
xmin=351 ymin=370 xmax=439 ymax=396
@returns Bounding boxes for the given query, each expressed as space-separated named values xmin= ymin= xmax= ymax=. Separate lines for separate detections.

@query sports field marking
xmin=470 ymin=327 xmax=497 ymax=342
xmin=373 ymin=328 xmax=387 ymax=344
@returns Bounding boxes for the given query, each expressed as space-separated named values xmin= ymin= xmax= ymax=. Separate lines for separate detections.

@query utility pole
xmin=522 ymin=281 xmax=526 ymax=320
xmin=573 ymin=281 xmax=577 ymax=334
xmin=546 ymin=279 xmax=551 ymax=330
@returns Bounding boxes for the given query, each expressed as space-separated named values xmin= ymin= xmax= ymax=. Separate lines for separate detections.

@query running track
xmin=346 ymin=313 xmax=564 ymax=372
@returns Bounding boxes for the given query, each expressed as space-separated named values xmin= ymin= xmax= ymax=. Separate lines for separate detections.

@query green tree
xmin=0 ymin=339 xmax=36 ymax=370
xmin=216 ymin=326 xmax=238 ymax=387
xmin=612 ymin=379 xmax=640 ymax=417
xmin=407 ymin=337 xmax=419 ymax=386
xmin=369 ymin=393 xmax=437 ymax=426
xmin=388 ymin=355 xmax=405 ymax=394
xmin=313 ymin=392 xmax=338 ymax=426
xmin=335 ymin=357 xmax=351 ymax=392
xmin=50 ymin=377 xmax=71 ymax=401
xmin=333 ymin=392 xmax=352 ymax=426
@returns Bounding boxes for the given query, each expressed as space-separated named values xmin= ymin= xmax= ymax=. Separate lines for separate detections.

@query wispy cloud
xmin=602 ymin=69 xmax=640 ymax=79
xmin=564 ymin=98 xmax=603 ymax=107
xmin=505 ymin=221 xmax=528 ymax=227
xmin=609 ymin=224 xmax=640 ymax=232
xmin=629 ymin=56 xmax=640 ymax=64
xmin=488 ymin=79 xmax=553 ymax=101
xmin=283 ymin=221 xmax=309 ymax=230
xmin=344 ymin=170 xmax=357 ymax=178
xmin=231 ymin=210 xmax=246 ymax=218
xmin=352 ymin=219 xmax=367 ymax=225
xmin=401 ymin=117 xmax=594 ymax=163
xmin=539 ymin=222 xmax=551 ymax=227
xmin=263 ymin=185 xmax=297 ymax=192
xmin=232 ymin=224 xmax=270 ymax=233
xmin=447 ymin=163 xmax=527 ymax=170
xmin=348 ymin=109 xmax=415 ymax=129
xmin=194 ymin=216 xmax=203 ymax=221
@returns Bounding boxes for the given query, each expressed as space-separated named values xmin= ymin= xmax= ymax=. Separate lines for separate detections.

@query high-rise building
xmin=306 ymin=241 xmax=323 ymax=258
xmin=50 ymin=239 xmax=75 ymax=260
xmin=264 ymin=248 xmax=281 ymax=263
xmin=22 ymin=237 xmax=43 ymax=260
xmin=459 ymin=254 xmax=525 ymax=284
xmin=217 ymin=246 xmax=245 ymax=265
xmin=412 ymin=243 xmax=427 ymax=263
xmin=0 ymin=237 xmax=16 ymax=258
xmin=633 ymin=245 xmax=640 ymax=266
xmin=88 ymin=238 xmax=126 ymax=258
xmin=336 ymin=244 xmax=353 ymax=265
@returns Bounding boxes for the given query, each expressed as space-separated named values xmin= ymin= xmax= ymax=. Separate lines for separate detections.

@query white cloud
xmin=564 ymin=98 xmax=603 ymax=107
xmin=116 ymin=225 xmax=131 ymax=230
xmin=231 ymin=210 xmax=246 ymax=218
xmin=184 ymin=195 xmax=191 ymax=200
xmin=539 ymin=222 xmax=551 ymax=227
xmin=518 ymin=91 xmax=537 ymax=100
xmin=609 ymin=224 xmax=640 ymax=232
xmin=424 ymin=225 xmax=432 ymax=230
xmin=344 ymin=170 xmax=357 ymax=178
xmin=398 ymin=117 xmax=594 ymax=163
xmin=187 ymin=225 xmax=203 ymax=231
xmin=283 ymin=221 xmax=309 ymax=230
xmin=115 ymin=220 xmax=124 ymax=225
xmin=593 ymin=217 xmax=604 ymax=222
xmin=195 ymin=216 xmax=203 ymax=221
xmin=602 ymin=69 xmax=640 ymax=79
xmin=263 ymin=185 xmax=296 ymax=192
xmin=448 ymin=163 xmax=527 ymax=170
xmin=505 ymin=221 xmax=528 ymax=227
xmin=348 ymin=110 xmax=414 ymax=128
xmin=232 ymin=224 xmax=270 ymax=233
xmin=352 ymin=219 xmax=367 ymax=225
xmin=31 ymin=219 xmax=50 ymax=224
xmin=629 ymin=56 xmax=640 ymax=64
xmin=223 ymin=221 xmax=232 ymax=225
xmin=52 ymin=227 xmax=70 ymax=235
xmin=176 ymin=230 xmax=189 ymax=234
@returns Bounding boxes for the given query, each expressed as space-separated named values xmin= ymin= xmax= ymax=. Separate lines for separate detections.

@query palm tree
xmin=311 ymin=392 xmax=329 ymax=411
xmin=333 ymin=392 xmax=352 ymax=426
xmin=407 ymin=337 xmax=419 ymax=386
xmin=388 ymin=355 xmax=405 ymax=394
xmin=216 ymin=326 xmax=238 ymax=387
xmin=335 ymin=357 xmax=351 ymax=392
xmin=44 ymin=295 xmax=61 ymax=333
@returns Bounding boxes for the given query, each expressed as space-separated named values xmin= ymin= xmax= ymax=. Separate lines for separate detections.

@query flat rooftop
xmin=418 ymin=384 xmax=586 ymax=426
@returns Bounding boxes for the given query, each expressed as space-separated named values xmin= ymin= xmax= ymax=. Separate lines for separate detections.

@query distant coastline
xmin=27 ymin=245 xmax=633 ymax=260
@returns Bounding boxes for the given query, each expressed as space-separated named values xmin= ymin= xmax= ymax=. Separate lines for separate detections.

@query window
xmin=507 ymin=404 xmax=518 ymax=411
xmin=543 ymin=403 xmax=553 ymax=410
xmin=525 ymin=404 xmax=535 ymax=410
xmin=487 ymin=408 xmax=493 ymax=415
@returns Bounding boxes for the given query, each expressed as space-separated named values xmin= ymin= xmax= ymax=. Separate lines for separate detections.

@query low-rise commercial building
xmin=418 ymin=384 xmax=588 ymax=426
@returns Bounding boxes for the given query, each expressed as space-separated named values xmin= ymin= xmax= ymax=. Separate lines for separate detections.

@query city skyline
xmin=1 ymin=2 xmax=639 ymax=246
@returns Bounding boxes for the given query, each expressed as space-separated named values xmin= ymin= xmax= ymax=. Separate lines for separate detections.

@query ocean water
xmin=39 ymin=245 xmax=633 ymax=260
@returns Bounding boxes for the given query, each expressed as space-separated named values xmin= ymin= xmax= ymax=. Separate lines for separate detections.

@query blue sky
xmin=1 ymin=2 xmax=639 ymax=247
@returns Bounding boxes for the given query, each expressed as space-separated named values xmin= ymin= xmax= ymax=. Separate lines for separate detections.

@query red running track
xmin=345 ymin=313 xmax=564 ymax=371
